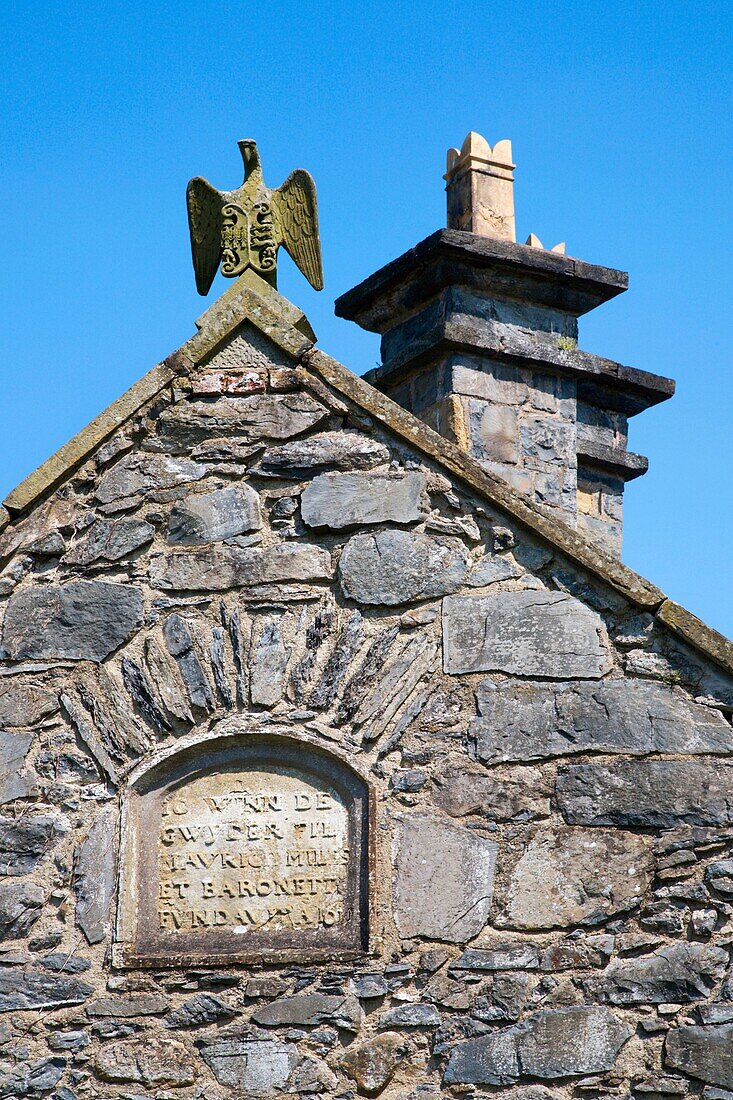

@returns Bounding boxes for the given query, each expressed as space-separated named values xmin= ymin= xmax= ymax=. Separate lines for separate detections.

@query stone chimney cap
xmin=445 ymin=132 xmax=515 ymax=181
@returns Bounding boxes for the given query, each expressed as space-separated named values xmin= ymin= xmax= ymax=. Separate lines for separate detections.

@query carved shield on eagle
xmin=187 ymin=140 xmax=324 ymax=296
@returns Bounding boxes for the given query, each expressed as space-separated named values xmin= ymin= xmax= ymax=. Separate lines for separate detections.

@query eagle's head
xmin=238 ymin=139 xmax=260 ymax=181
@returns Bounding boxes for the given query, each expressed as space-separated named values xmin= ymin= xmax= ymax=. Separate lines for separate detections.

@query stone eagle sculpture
xmin=186 ymin=139 xmax=324 ymax=296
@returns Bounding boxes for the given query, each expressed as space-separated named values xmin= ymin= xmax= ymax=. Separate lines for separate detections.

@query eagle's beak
xmin=238 ymin=139 xmax=259 ymax=178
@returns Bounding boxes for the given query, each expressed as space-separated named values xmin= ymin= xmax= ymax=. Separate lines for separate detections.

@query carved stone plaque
xmin=116 ymin=734 xmax=370 ymax=966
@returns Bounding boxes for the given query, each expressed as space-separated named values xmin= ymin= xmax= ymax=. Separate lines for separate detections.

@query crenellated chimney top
xmin=444 ymin=132 xmax=516 ymax=241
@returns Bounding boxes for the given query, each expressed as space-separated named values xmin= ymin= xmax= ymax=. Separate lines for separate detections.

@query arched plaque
xmin=115 ymin=734 xmax=371 ymax=966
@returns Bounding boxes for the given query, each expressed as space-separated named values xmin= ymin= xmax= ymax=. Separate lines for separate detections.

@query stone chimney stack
xmin=335 ymin=132 xmax=675 ymax=557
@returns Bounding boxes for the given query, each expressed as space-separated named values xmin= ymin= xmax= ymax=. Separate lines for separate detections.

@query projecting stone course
xmin=442 ymin=590 xmax=610 ymax=677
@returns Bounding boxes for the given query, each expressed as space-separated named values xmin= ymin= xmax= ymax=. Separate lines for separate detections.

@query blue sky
xmin=0 ymin=1 xmax=731 ymax=635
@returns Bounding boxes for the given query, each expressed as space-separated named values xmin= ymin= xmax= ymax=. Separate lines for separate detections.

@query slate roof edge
xmin=301 ymin=346 xmax=733 ymax=679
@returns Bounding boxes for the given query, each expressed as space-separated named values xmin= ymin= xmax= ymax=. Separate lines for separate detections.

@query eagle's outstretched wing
xmin=186 ymin=177 xmax=223 ymax=295
xmin=271 ymin=169 xmax=324 ymax=291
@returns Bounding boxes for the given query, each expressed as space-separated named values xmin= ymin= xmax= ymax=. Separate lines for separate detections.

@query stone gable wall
xmin=0 ymin=322 xmax=732 ymax=1099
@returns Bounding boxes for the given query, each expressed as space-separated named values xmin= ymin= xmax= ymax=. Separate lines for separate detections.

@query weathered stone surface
xmin=0 ymin=681 xmax=57 ymax=728
xmin=95 ymin=453 xmax=207 ymax=504
xmin=472 ymin=679 xmax=732 ymax=763
xmin=0 ymin=729 xmax=34 ymax=803
xmin=150 ymin=542 xmax=332 ymax=591
xmin=557 ymin=761 xmax=733 ymax=828
xmin=590 ymin=943 xmax=727 ymax=1004
xmin=341 ymin=1033 xmax=408 ymax=1095
xmin=162 ymin=615 xmax=213 ymax=710
xmin=74 ymin=808 xmax=117 ymax=945
xmin=167 ymin=484 xmax=261 ymax=544
xmin=378 ymin=1003 xmax=440 ymax=1027
xmin=64 ymin=518 xmax=155 ymax=565
xmin=393 ymin=815 xmax=498 ymax=942
xmin=339 ymin=530 xmax=469 ymax=605
xmin=444 ymin=1006 xmax=631 ymax=1084
xmin=442 ymin=591 xmax=609 ymax=678
xmin=253 ymin=993 xmax=361 ymax=1031
xmin=157 ymin=392 xmax=328 ymax=448
xmin=467 ymin=553 xmax=524 ymax=586
xmin=164 ymin=992 xmax=236 ymax=1028
xmin=0 ymin=880 xmax=44 ymax=940
xmin=452 ymin=945 xmax=541 ymax=971
xmin=86 ymin=993 xmax=170 ymax=1017
xmin=0 ymin=968 xmax=93 ymax=1012
xmin=200 ymin=1038 xmax=298 ymax=1093
xmin=93 ymin=1036 xmax=195 ymax=1086
xmin=260 ymin=430 xmax=390 ymax=474
xmin=250 ymin=617 xmax=289 ymax=706
xmin=2 ymin=581 xmax=143 ymax=661
xmin=497 ymin=827 xmax=652 ymax=930
xmin=705 ymin=860 xmax=733 ymax=898
xmin=301 ymin=471 xmax=425 ymax=530
xmin=40 ymin=953 xmax=90 ymax=973
xmin=0 ymin=1057 xmax=65 ymax=1098
xmin=666 ymin=1024 xmax=733 ymax=1089
xmin=0 ymin=813 xmax=65 ymax=876
xmin=432 ymin=765 xmax=551 ymax=821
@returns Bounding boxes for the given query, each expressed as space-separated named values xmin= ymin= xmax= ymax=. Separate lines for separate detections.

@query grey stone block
xmin=2 ymin=581 xmax=144 ymax=661
xmin=442 ymin=591 xmax=609 ymax=678
xmin=590 ymin=943 xmax=728 ymax=1004
xmin=339 ymin=529 xmax=469 ymax=605
xmin=0 ymin=681 xmax=58 ymax=728
xmin=259 ymin=430 xmax=390 ymax=474
xmin=557 ymin=761 xmax=733 ymax=828
xmin=471 ymin=679 xmax=731 ymax=764
xmin=95 ymin=454 xmax=207 ymax=504
xmin=0 ymin=968 xmax=93 ymax=1012
xmin=0 ymin=813 xmax=65 ymax=876
xmin=200 ymin=1038 xmax=298 ymax=1093
xmin=378 ymin=1003 xmax=440 ymax=1027
xmin=150 ymin=542 xmax=333 ymax=591
xmin=393 ymin=815 xmax=497 ymax=943
xmin=74 ymin=808 xmax=117 ymax=945
xmin=468 ymin=399 xmax=519 ymax=464
xmin=301 ymin=471 xmax=425 ymax=530
xmin=156 ymin=392 xmax=328 ymax=448
xmin=163 ymin=993 xmax=236 ymax=1028
xmin=65 ymin=519 xmax=155 ymax=565
xmin=167 ymin=484 xmax=261 ymax=544
xmin=0 ymin=880 xmax=44 ymax=940
xmin=252 ymin=993 xmax=361 ymax=1031
xmin=93 ymin=1036 xmax=195 ymax=1086
xmin=0 ymin=729 xmax=35 ymax=804
xmin=666 ymin=1024 xmax=733 ymax=1089
xmin=444 ymin=1005 xmax=630 ymax=1084
xmin=496 ymin=827 xmax=652 ymax=930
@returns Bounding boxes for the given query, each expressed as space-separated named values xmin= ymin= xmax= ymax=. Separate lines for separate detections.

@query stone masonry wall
xmin=0 ymin=317 xmax=732 ymax=1100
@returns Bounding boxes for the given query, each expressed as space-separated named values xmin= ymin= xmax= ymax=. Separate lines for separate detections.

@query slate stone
xmin=590 ymin=943 xmax=727 ymax=1004
xmin=0 ymin=729 xmax=35 ymax=804
xmin=86 ymin=993 xmax=169 ymax=1016
xmin=93 ymin=1036 xmax=195 ymax=1086
xmin=497 ymin=827 xmax=652 ymax=930
xmin=0 ymin=968 xmax=93 ymax=1012
xmin=2 ymin=581 xmax=144 ymax=661
xmin=156 ymin=392 xmax=328 ymax=449
xmin=472 ymin=679 xmax=732 ymax=763
xmin=451 ymin=945 xmax=541 ymax=971
xmin=260 ymin=430 xmax=390 ymax=474
xmin=95 ymin=453 xmax=207 ymax=504
xmin=705 ymin=860 xmax=733 ymax=898
xmin=0 ymin=681 xmax=57 ymax=728
xmin=0 ymin=1057 xmax=65 ymax=1098
xmin=378 ymin=1003 xmax=441 ymax=1027
xmin=163 ymin=992 xmax=236 ymax=1028
xmin=150 ymin=542 xmax=333 ymax=591
xmin=162 ymin=615 xmax=213 ymax=710
xmin=64 ymin=519 xmax=154 ymax=565
xmin=444 ymin=1005 xmax=631 ymax=1085
xmin=0 ymin=813 xmax=65 ymax=876
xmin=442 ymin=591 xmax=610 ymax=678
xmin=200 ymin=1038 xmax=298 ymax=1093
xmin=301 ymin=471 xmax=425 ymax=530
xmin=557 ymin=761 xmax=733 ymax=828
xmin=393 ymin=815 xmax=498 ymax=943
xmin=351 ymin=974 xmax=389 ymax=999
xmin=39 ymin=953 xmax=90 ymax=973
xmin=47 ymin=1030 xmax=90 ymax=1052
xmin=467 ymin=554 xmax=524 ymax=586
xmin=666 ymin=1024 xmax=733 ymax=1089
xmin=340 ymin=1032 xmax=408 ymax=1096
xmin=0 ymin=880 xmax=44 ymax=940
xmin=74 ymin=808 xmax=117 ymax=945
xmin=167 ymin=484 xmax=261 ymax=544
xmin=253 ymin=992 xmax=361 ymax=1031
xmin=431 ymin=765 xmax=551 ymax=822
xmin=250 ymin=618 xmax=289 ymax=707
xmin=339 ymin=530 xmax=469 ymax=605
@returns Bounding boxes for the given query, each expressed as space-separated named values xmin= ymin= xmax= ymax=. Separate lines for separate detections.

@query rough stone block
xmin=0 ymin=680 xmax=58 ymax=728
xmin=65 ymin=519 xmax=155 ymax=565
xmin=0 ymin=729 xmax=35 ymax=804
xmin=0 ymin=813 xmax=65 ymax=876
xmin=557 ymin=760 xmax=733 ymax=828
xmin=393 ymin=814 xmax=497 ymax=942
xmin=93 ymin=1036 xmax=195 ymax=1086
xmin=339 ymin=530 xmax=469 ymax=605
xmin=156 ymin=392 xmax=328 ymax=448
xmin=2 ymin=581 xmax=143 ymax=661
xmin=468 ymin=399 xmax=519 ymax=464
xmin=590 ymin=943 xmax=728 ymax=1004
xmin=150 ymin=542 xmax=333 ymax=591
xmin=167 ymin=484 xmax=261 ymax=544
xmin=200 ymin=1038 xmax=298 ymax=1093
xmin=0 ymin=968 xmax=93 ymax=1012
xmin=496 ymin=827 xmax=652 ymax=930
xmin=0 ymin=880 xmax=44 ymax=940
xmin=444 ymin=1005 xmax=630 ymax=1084
xmin=665 ymin=1024 xmax=733 ymax=1089
xmin=74 ymin=808 xmax=117 ymax=945
xmin=301 ymin=471 xmax=425 ymax=530
xmin=340 ymin=1032 xmax=407 ymax=1096
xmin=442 ymin=591 xmax=609 ymax=678
xmin=259 ymin=430 xmax=390 ymax=474
xmin=95 ymin=453 xmax=207 ymax=504
xmin=431 ymin=765 xmax=551 ymax=821
xmin=471 ymin=679 xmax=731 ymax=763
